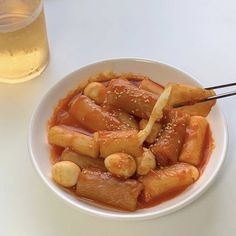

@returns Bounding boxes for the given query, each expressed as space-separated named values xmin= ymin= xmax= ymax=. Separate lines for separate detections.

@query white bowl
xmin=28 ymin=58 xmax=228 ymax=220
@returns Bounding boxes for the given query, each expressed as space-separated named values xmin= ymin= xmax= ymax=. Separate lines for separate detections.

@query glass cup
xmin=0 ymin=0 xmax=49 ymax=83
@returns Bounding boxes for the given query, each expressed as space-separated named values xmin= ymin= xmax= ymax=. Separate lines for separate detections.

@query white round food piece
xmin=84 ymin=82 xmax=106 ymax=104
xmin=136 ymin=149 xmax=156 ymax=175
xmin=105 ymin=153 xmax=136 ymax=178
xmin=52 ymin=161 xmax=81 ymax=187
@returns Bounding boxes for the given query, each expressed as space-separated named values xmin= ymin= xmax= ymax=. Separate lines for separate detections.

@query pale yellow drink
xmin=0 ymin=0 xmax=49 ymax=83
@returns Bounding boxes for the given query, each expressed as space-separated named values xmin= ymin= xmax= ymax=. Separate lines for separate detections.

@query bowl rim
xmin=28 ymin=58 xmax=228 ymax=220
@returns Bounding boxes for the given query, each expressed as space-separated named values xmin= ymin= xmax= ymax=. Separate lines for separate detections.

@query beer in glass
xmin=0 ymin=0 xmax=49 ymax=83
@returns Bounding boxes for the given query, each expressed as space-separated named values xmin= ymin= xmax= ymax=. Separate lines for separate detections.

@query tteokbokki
xmin=48 ymin=72 xmax=215 ymax=211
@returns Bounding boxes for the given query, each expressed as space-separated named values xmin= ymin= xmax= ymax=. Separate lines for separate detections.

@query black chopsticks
xmin=205 ymin=82 xmax=236 ymax=90
xmin=173 ymin=82 xmax=236 ymax=108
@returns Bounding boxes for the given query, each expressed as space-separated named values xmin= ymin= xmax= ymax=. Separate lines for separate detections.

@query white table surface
xmin=1 ymin=0 xmax=236 ymax=235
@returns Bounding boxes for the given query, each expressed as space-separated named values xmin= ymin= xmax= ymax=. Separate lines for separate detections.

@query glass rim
xmin=0 ymin=0 xmax=43 ymax=33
